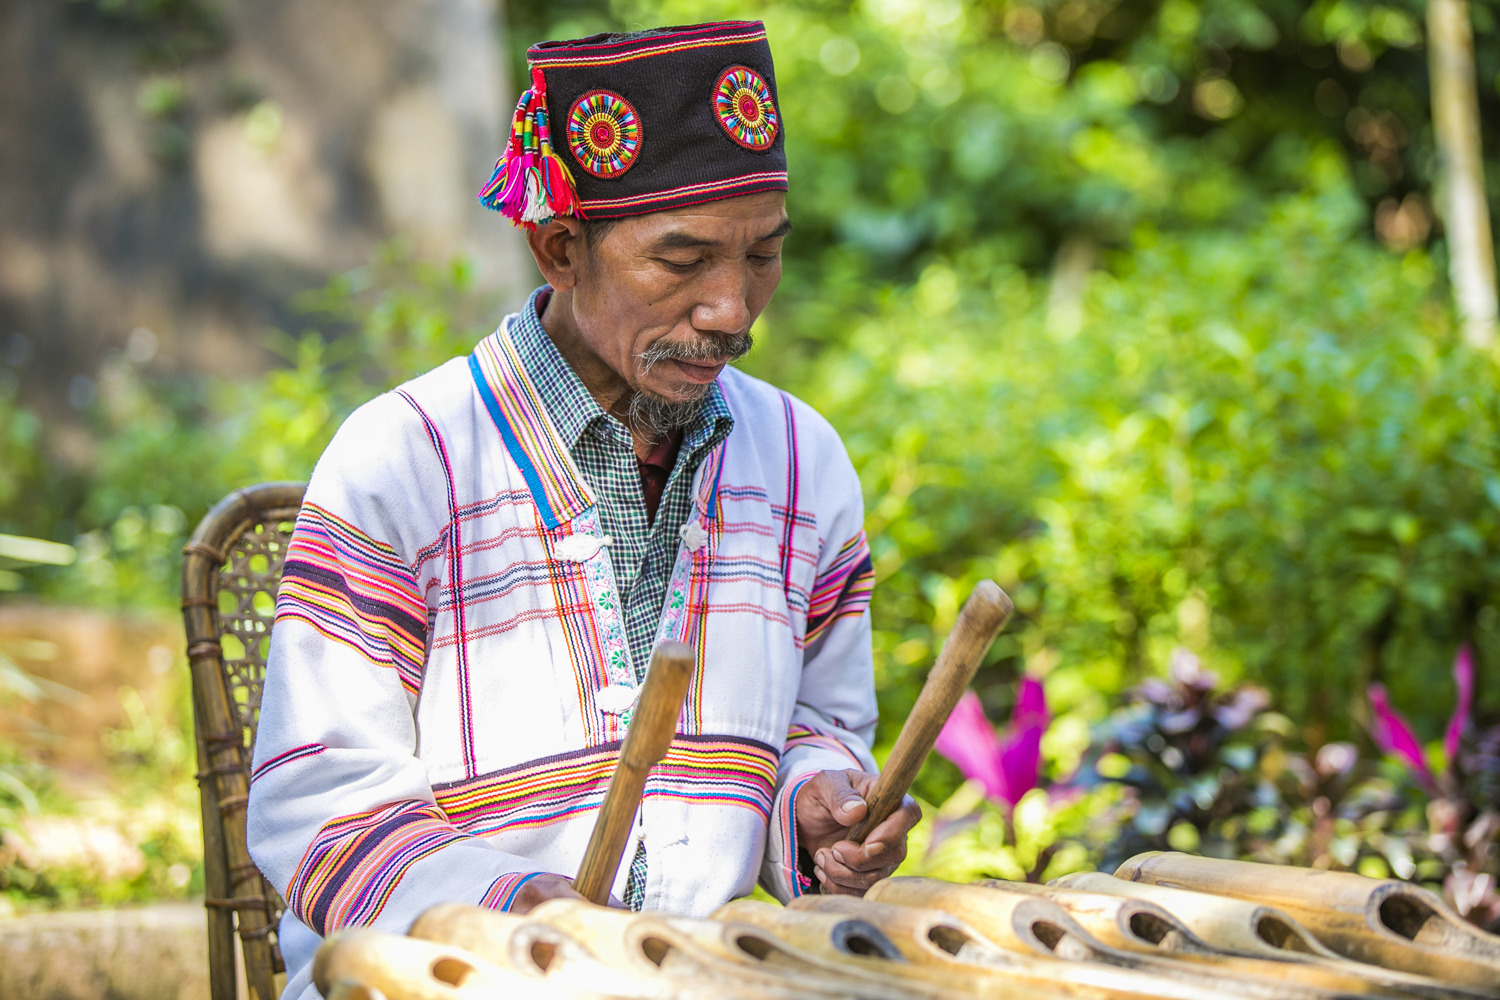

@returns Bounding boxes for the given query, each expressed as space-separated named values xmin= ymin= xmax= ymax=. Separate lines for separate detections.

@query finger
xmin=821 ymin=769 xmax=868 ymax=826
xmin=860 ymin=794 xmax=922 ymax=856
xmin=846 ymin=769 xmax=880 ymax=798
xmin=829 ymin=837 xmax=904 ymax=873
xmin=813 ymin=848 xmax=887 ymax=894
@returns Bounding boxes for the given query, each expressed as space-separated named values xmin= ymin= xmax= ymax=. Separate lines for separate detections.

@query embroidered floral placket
xmin=554 ymin=508 xmax=638 ymax=721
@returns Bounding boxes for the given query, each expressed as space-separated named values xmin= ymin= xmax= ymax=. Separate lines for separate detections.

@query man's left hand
xmin=794 ymin=769 xmax=922 ymax=896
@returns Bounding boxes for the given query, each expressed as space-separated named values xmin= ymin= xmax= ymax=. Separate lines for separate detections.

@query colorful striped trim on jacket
xmin=251 ymin=743 xmax=326 ymax=784
xmin=479 ymin=870 xmax=545 ymax=911
xmin=433 ymin=735 xmax=779 ymax=836
xmin=805 ymin=530 xmax=875 ymax=644
xmin=776 ymin=773 xmax=819 ymax=898
xmin=785 ymin=723 xmax=866 ymax=769
xmin=276 ymin=503 xmax=428 ymax=695
xmin=286 ymin=801 xmax=470 ymax=935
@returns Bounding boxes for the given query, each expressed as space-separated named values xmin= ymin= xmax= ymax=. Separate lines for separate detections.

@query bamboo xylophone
xmin=314 ymin=853 xmax=1500 ymax=1000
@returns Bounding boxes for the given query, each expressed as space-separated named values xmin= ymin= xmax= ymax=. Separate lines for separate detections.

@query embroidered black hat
xmin=478 ymin=21 xmax=787 ymax=226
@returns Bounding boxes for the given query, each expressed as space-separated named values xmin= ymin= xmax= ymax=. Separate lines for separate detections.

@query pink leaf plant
xmin=935 ymin=677 xmax=1051 ymax=810
xmin=1367 ymin=645 xmax=1474 ymax=796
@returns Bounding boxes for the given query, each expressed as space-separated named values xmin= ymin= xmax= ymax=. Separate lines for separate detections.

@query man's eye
xmin=661 ymin=258 xmax=702 ymax=272
xmin=749 ymin=253 xmax=780 ymax=264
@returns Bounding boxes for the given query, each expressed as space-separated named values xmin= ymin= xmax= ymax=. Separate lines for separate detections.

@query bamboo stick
xmin=1429 ymin=0 xmax=1497 ymax=348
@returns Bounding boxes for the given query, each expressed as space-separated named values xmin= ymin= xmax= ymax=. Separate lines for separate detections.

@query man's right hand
xmin=509 ymin=873 xmax=625 ymax=913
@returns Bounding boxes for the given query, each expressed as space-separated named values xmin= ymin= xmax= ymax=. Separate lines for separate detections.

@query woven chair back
xmin=181 ymin=482 xmax=307 ymax=1000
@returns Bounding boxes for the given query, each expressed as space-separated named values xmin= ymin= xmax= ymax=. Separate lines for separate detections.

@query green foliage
xmin=14 ymin=245 xmax=501 ymax=610
xmin=4 ymin=0 xmax=1499 ymax=909
xmin=777 ymin=182 xmax=1496 ymax=786
xmin=1080 ymin=649 xmax=1286 ymax=870
xmin=899 ymin=784 xmax=1113 ymax=883
xmin=0 ymin=670 xmax=205 ymax=912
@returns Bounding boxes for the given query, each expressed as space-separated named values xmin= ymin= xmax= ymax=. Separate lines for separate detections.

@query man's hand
xmin=508 ymin=873 xmax=625 ymax=913
xmin=794 ymin=769 xmax=922 ymax=896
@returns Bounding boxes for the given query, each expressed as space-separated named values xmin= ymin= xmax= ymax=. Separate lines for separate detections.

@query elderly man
xmin=248 ymin=20 xmax=921 ymax=999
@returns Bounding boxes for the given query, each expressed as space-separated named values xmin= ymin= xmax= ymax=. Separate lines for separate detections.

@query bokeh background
xmin=1 ymin=0 xmax=1499 ymax=983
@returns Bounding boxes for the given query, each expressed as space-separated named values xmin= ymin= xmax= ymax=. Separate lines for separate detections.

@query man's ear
xmin=525 ymin=217 xmax=586 ymax=292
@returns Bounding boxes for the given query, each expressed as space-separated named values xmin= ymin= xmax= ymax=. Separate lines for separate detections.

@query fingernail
xmin=841 ymin=798 xmax=865 ymax=814
xmin=866 ymin=842 xmax=886 ymax=857
xmin=832 ymin=848 xmax=846 ymax=864
xmin=816 ymin=850 xmax=828 ymax=867
xmin=814 ymin=867 xmax=826 ymax=882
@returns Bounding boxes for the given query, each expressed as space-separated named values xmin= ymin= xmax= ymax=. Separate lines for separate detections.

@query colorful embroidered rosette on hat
xmin=479 ymin=20 xmax=787 ymax=226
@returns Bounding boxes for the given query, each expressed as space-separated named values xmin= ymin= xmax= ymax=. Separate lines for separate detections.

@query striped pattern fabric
xmin=432 ymin=735 xmax=780 ymax=836
xmin=479 ymin=870 xmax=544 ymax=911
xmin=286 ymin=801 xmax=469 ymax=936
xmin=251 ymin=743 xmax=325 ymax=784
xmin=579 ymin=172 xmax=789 ymax=215
xmin=805 ymin=531 xmax=875 ymax=645
xmin=775 ymin=774 xmax=818 ymax=898
xmin=494 ymin=295 xmax=733 ymax=676
xmin=276 ymin=503 xmax=428 ymax=694
xmin=529 ymin=20 xmax=768 ymax=69
xmin=248 ymin=288 xmax=879 ymax=999
xmin=784 ymin=723 xmax=866 ymax=768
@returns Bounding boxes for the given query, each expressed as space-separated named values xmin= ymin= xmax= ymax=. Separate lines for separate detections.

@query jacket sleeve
xmin=760 ymin=411 xmax=879 ymax=902
xmin=246 ymin=393 xmax=548 ymax=938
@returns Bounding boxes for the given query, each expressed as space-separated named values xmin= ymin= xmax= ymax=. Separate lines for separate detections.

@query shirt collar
xmin=508 ymin=285 xmax=734 ymax=455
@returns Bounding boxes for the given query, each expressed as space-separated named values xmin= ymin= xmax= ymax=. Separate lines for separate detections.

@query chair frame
xmin=181 ymin=482 xmax=307 ymax=1000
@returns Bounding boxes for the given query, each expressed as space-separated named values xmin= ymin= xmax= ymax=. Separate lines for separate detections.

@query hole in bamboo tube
xmin=430 ymin=957 xmax=475 ymax=986
xmin=529 ymin=941 xmax=556 ymax=972
xmin=329 ymin=984 xmax=379 ymax=1000
xmin=1031 ymin=921 xmax=1094 ymax=960
xmin=927 ymin=926 xmax=974 ymax=955
xmin=641 ymin=937 xmax=673 ymax=967
xmin=1256 ymin=915 xmax=1318 ymax=953
xmin=736 ymin=934 xmax=810 ymax=968
xmin=1379 ymin=895 xmax=1435 ymax=942
xmin=1128 ymin=911 xmax=1176 ymax=945
xmin=831 ymin=920 xmax=905 ymax=960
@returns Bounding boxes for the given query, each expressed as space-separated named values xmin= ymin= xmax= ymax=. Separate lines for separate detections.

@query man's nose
xmin=690 ymin=265 xmax=752 ymax=336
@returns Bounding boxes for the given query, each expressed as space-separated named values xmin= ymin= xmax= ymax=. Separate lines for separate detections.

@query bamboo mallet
xmin=574 ymin=640 xmax=695 ymax=905
xmin=847 ymin=580 xmax=1013 ymax=844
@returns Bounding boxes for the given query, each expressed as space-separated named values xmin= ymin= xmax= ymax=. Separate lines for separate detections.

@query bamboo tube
xmin=411 ymin=902 xmax=762 ymax=1000
xmin=857 ymin=880 xmax=1357 ymax=1000
xmin=1115 ymin=853 xmax=1500 ymax=991
xmin=848 ymin=581 xmax=1013 ymax=844
xmin=523 ymin=899 xmax=942 ymax=1000
xmin=978 ymin=880 xmax=1482 ymax=1000
xmin=576 ymin=643 xmax=696 ymax=904
xmin=1429 ymin=0 xmax=1497 ymax=348
xmin=1054 ymin=871 xmax=1342 ymax=962
xmin=717 ymin=898 xmax=1251 ymax=1000
xmin=314 ymin=928 xmax=599 ymax=1000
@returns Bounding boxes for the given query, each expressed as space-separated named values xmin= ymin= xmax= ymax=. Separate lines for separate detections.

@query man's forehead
xmin=632 ymin=197 xmax=791 ymax=248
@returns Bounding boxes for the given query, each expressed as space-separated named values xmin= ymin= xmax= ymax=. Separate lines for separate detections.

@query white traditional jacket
xmin=247 ymin=315 xmax=878 ymax=998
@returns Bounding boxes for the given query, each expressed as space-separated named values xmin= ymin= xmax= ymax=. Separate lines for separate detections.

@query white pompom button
xmin=596 ymin=684 xmax=640 ymax=715
xmin=554 ymin=533 xmax=612 ymax=562
xmin=679 ymin=522 xmax=708 ymax=551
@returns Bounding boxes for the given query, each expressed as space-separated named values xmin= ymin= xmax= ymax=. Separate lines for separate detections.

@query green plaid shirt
xmin=510 ymin=289 xmax=735 ymax=679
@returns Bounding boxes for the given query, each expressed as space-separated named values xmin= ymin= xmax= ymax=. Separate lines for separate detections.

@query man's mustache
xmin=638 ymin=332 xmax=754 ymax=373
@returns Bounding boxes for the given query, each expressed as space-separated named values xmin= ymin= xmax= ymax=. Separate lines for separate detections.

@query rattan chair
xmin=181 ymin=482 xmax=307 ymax=1000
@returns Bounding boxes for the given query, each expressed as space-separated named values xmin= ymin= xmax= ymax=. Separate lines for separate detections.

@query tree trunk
xmin=1428 ymin=0 xmax=1498 ymax=348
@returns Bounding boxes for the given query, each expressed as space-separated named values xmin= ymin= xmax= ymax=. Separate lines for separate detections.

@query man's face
xmin=568 ymin=191 xmax=788 ymax=404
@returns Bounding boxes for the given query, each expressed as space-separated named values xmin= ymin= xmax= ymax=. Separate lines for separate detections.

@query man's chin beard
xmin=627 ymin=330 xmax=753 ymax=435
xmin=626 ymin=388 xmax=708 ymax=435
